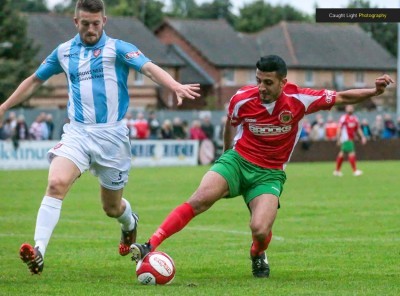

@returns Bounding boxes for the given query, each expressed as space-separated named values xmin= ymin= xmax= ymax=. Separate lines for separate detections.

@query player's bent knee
xmin=102 ymin=204 xmax=122 ymax=218
xmin=46 ymin=177 xmax=71 ymax=197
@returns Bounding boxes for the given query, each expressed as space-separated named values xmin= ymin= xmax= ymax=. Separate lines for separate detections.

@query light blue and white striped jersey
xmin=36 ymin=32 xmax=151 ymax=124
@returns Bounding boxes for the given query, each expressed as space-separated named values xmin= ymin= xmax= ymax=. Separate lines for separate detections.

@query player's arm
xmin=357 ymin=126 xmax=367 ymax=145
xmin=335 ymin=74 xmax=394 ymax=105
xmin=0 ymin=74 xmax=44 ymax=122
xmin=141 ymin=62 xmax=200 ymax=106
xmin=223 ymin=118 xmax=236 ymax=152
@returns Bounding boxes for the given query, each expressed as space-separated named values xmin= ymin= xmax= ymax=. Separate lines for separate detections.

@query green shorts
xmin=341 ymin=140 xmax=355 ymax=153
xmin=210 ymin=149 xmax=286 ymax=205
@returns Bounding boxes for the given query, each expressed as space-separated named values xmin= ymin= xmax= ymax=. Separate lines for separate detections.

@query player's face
xmin=74 ymin=10 xmax=106 ymax=46
xmin=256 ymin=69 xmax=287 ymax=103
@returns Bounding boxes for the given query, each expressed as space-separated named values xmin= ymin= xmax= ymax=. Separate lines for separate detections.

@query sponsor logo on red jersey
xmin=325 ymin=90 xmax=334 ymax=103
xmin=249 ymin=124 xmax=292 ymax=136
xmin=279 ymin=110 xmax=293 ymax=124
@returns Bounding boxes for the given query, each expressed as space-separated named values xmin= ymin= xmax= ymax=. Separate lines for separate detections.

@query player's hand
xmin=361 ymin=137 xmax=367 ymax=145
xmin=175 ymin=83 xmax=201 ymax=106
xmin=375 ymin=74 xmax=395 ymax=95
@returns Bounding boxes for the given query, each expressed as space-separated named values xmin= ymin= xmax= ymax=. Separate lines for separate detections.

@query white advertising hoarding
xmin=0 ymin=140 xmax=199 ymax=170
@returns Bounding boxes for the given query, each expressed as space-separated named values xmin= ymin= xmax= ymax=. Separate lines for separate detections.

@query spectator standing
xmin=172 ymin=117 xmax=186 ymax=139
xmin=134 ymin=112 xmax=149 ymax=140
xmin=147 ymin=111 xmax=161 ymax=139
xmin=382 ymin=113 xmax=396 ymax=139
xmin=161 ymin=119 xmax=174 ymax=139
xmin=46 ymin=114 xmax=55 ymax=140
xmin=371 ymin=114 xmax=383 ymax=140
xmin=324 ymin=116 xmax=338 ymax=141
xmin=15 ymin=114 xmax=29 ymax=140
xmin=190 ymin=119 xmax=207 ymax=140
xmin=123 ymin=112 xmax=136 ymax=140
xmin=310 ymin=117 xmax=325 ymax=141
xmin=29 ymin=114 xmax=45 ymax=140
xmin=200 ymin=115 xmax=215 ymax=140
xmin=360 ymin=118 xmax=372 ymax=140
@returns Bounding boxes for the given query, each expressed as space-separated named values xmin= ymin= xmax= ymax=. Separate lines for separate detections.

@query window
xmin=305 ymin=70 xmax=314 ymax=86
xmin=134 ymin=71 xmax=144 ymax=85
xmin=223 ymin=69 xmax=235 ymax=85
xmin=355 ymin=72 xmax=365 ymax=87
xmin=247 ymin=69 xmax=256 ymax=84
xmin=333 ymin=71 xmax=344 ymax=90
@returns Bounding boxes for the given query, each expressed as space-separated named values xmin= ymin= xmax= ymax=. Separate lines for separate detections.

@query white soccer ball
xmin=135 ymin=251 xmax=176 ymax=285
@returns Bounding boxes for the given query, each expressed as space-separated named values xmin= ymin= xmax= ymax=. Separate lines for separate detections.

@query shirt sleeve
xmin=35 ymin=47 xmax=64 ymax=81
xmin=305 ymin=89 xmax=337 ymax=114
xmin=115 ymin=40 xmax=151 ymax=72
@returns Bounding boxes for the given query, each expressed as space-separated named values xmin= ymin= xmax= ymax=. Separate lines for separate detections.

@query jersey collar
xmin=74 ymin=31 xmax=107 ymax=48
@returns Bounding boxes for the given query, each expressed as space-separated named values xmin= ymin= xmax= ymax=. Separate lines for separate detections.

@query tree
xmin=347 ymin=0 xmax=397 ymax=57
xmin=234 ymin=0 xmax=311 ymax=33
xmin=167 ymin=0 xmax=199 ymax=18
xmin=13 ymin=0 xmax=49 ymax=12
xmin=0 ymin=0 xmax=39 ymax=104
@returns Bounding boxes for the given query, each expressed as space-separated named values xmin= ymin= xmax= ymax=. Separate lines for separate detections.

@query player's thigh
xmin=100 ymin=186 xmax=124 ymax=209
xmin=248 ymin=194 xmax=279 ymax=232
xmin=188 ymin=171 xmax=229 ymax=214
xmin=46 ymin=156 xmax=81 ymax=198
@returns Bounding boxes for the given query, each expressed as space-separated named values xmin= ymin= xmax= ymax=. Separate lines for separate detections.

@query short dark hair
xmin=256 ymin=55 xmax=287 ymax=78
xmin=75 ymin=0 xmax=105 ymax=15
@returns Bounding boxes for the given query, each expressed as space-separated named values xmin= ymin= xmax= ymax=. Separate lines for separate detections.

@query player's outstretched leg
xmin=130 ymin=242 xmax=151 ymax=262
xmin=20 ymin=243 xmax=44 ymax=275
xmin=119 ymin=212 xmax=139 ymax=256
xmin=251 ymin=251 xmax=270 ymax=278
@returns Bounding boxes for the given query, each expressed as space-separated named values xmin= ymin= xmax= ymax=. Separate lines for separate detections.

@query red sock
xmin=149 ymin=202 xmax=195 ymax=250
xmin=349 ymin=155 xmax=357 ymax=171
xmin=336 ymin=155 xmax=344 ymax=171
xmin=250 ymin=231 xmax=272 ymax=257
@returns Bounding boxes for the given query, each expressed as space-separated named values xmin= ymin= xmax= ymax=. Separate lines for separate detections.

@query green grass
xmin=0 ymin=161 xmax=399 ymax=295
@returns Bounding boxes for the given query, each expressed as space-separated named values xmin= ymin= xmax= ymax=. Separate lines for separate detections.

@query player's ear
xmin=74 ymin=17 xmax=79 ymax=27
xmin=102 ymin=16 xmax=107 ymax=27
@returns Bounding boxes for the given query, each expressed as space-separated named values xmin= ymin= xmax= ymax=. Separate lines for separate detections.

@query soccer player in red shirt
xmin=130 ymin=55 xmax=394 ymax=277
xmin=333 ymin=105 xmax=366 ymax=176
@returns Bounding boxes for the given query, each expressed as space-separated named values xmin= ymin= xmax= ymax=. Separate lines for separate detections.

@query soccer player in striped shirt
xmin=130 ymin=55 xmax=393 ymax=278
xmin=0 ymin=0 xmax=199 ymax=275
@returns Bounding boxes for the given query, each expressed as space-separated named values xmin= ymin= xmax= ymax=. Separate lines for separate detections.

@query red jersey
xmin=338 ymin=113 xmax=359 ymax=142
xmin=228 ymin=83 xmax=336 ymax=170
xmin=134 ymin=119 xmax=149 ymax=139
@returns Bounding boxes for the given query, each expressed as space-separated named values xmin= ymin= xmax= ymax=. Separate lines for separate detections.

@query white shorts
xmin=48 ymin=121 xmax=131 ymax=190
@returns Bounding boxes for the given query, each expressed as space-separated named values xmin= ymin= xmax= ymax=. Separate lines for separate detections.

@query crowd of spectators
xmin=299 ymin=112 xmax=400 ymax=143
xmin=2 ymin=110 xmax=400 ymax=148
xmin=121 ymin=111 xmax=226 ymax=144
xmin=0 ymin=111 xmax=55 ymax=148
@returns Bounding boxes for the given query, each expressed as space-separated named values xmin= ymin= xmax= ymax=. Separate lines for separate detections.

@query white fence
xmin=0 ymin=140 xmax=200 ymax=170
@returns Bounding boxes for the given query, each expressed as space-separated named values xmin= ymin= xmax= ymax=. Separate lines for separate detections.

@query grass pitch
xmin=0 ymin=161 xmax=399 ymax=295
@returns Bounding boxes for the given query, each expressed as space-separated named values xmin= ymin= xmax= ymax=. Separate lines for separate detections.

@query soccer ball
xmin=136 ymin=251 xmax=176 ymax=285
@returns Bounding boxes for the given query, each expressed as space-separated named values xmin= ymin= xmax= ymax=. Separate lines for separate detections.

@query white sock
xmin=118 ymin=198 xmax=136 ymax=231
xmin=34 ymin=196 xmax=62 ymax=258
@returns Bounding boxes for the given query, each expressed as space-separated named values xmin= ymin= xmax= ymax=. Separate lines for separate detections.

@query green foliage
xmin=0 ymin=0 xmax=39 ymax=104
xmin=234 ymin=0 xmax=311 ymax=33
xmin=347 ymin=0 xmax=397 ymax=57
xmin=0 ymin=161 xmax=399 ymax=295
xmin=12 ymin=0 xmax=49 ymax=12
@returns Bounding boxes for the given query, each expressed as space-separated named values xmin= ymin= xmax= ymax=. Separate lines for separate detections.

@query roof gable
xmin=26 ymin=13 xmax=183 ymax=66
xmin=255 ymin=22 xmax=396 ymax=70
xmin=160 ymin=18 xmax=257 ymax=67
